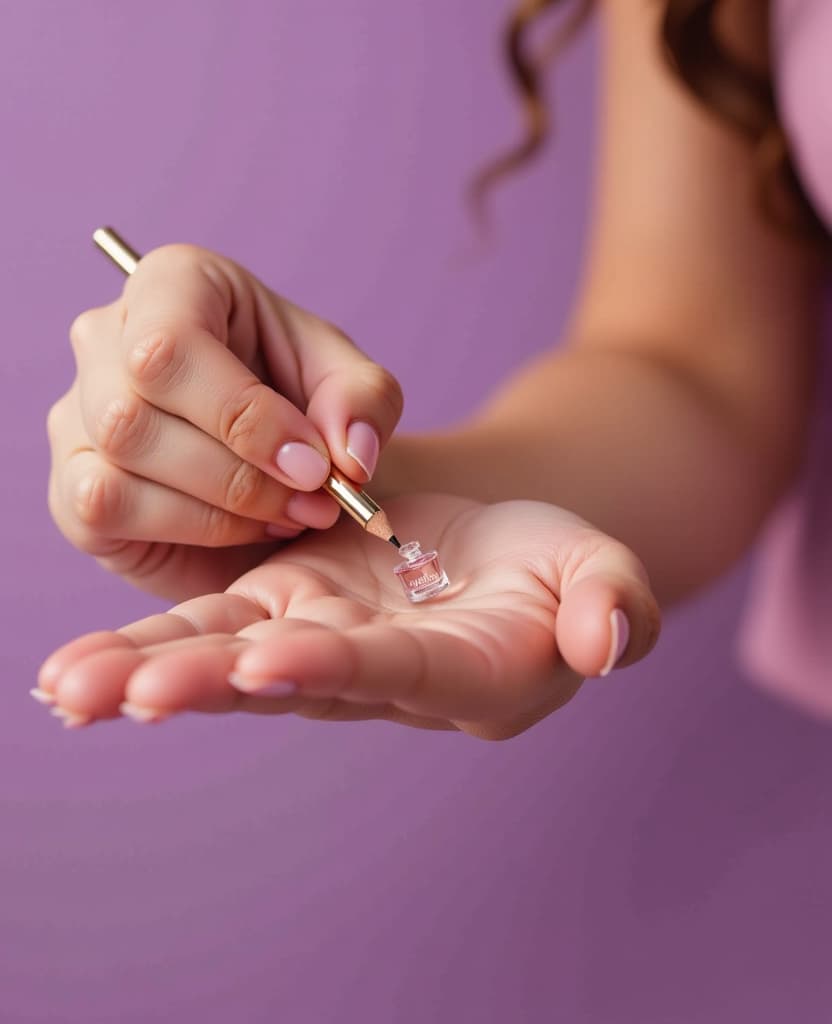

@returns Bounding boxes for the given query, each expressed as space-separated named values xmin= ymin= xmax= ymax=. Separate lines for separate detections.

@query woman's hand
xmin=47 ymin=243 xmax=403 ymax=601
xmin=35 ymin=496 xmax=660 ymax=740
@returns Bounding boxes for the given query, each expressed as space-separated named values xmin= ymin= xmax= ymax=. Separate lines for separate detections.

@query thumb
xmin=554 ymin=538 xmax=661 ymax=679
xmin=271 ymin=298 xmax=404 ymax=484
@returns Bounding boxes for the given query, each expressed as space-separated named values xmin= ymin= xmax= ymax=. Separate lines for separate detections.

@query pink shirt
xmin=736 ymin=0 xmax=832 ymax=715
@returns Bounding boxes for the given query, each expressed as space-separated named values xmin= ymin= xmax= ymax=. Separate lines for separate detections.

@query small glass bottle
xmin=393 ymin=540 xmax=449 ymax=603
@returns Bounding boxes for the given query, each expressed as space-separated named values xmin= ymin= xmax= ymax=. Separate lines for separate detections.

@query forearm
xmin=376 ymin=344 xmax=808 ymax=606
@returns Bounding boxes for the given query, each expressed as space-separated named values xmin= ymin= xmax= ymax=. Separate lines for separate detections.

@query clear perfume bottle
xmin=393 ymin=541 xmax=450 ymax=603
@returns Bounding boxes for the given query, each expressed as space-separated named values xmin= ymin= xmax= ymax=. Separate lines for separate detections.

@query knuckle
xmin=221 ymin=459 xmax=266 ymax=516
xmin=51 ymin=454 xmax=126 ymax=554
xmin=142 ymin=242 xmax=207 ymax=269
xmin=197 ymin=259 xmax=234 ymax=310
xmin=92 ymin=395 xmax=149 ymax=460
xmin=364 ymin=364 xmax=404 ymax=423
xmin=48 ymin=481 xmax=85 ymax=549
xmin=68 ymin=309 xmax=98 ymax=353
xmin=46 ymin=397 xmax=68 ymax=445
xmin=46 ymin=473 xmax=65 ymax=532
xmin=219 ymin=380 xmax=264 ymax=452
xmin=200 ymin=502 xmax=236 ymax=547
xmin=126 ymin=328 xmax=183 ymax=389
xmin=127 ymin=245 xmax=208 ymax=291
xmin=127 ymin=244 xmax=220 ymax=295
xmin=72 ymin=468 xmax=115 ymax=531
xmin=557 ymin=529 xmax=608 ymax=590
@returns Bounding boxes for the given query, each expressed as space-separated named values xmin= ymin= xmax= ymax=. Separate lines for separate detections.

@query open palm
xmin=37 ymin=495 xmax=660 ymax=739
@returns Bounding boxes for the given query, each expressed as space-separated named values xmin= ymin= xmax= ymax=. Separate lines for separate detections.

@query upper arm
xmin=569 ymin=0 xmax=825 ymax=470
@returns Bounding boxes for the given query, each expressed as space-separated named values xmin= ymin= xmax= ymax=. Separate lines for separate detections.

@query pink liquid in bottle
xmin=393 ymin=541 xmax=450 ymax=603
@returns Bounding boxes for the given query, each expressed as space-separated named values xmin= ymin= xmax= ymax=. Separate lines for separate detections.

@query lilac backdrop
xmin=2 ymin=3 xmax=831 ymax=1022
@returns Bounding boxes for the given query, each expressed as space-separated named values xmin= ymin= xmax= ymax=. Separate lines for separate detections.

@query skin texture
xmin=40 ymin=0 xmax=824 ymax=734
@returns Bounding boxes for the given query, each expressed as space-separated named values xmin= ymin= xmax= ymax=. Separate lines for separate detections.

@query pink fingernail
xmin=600 ymin=608 xmax=630 ymax=676
xmin=119 ymin=702 xmax=170 ymax=723
xmin=228 ymin=673 xmax=297 ymax=698
xmin=265 ymin=523 xmax=302 ymax=539
xmin=30 ymin=687 xmax=56 ymax=706
xmin=62 ymin=714 xmax=93 ymax=729
xmin=285 ymin=491 xmax=339 ymax=530
xmin=346 ymin=421 xmax=380 ymax=479
xmin=275 ymin=442 xmax=329 ymax=490
xmin=50 ymin=706 xmax=92 ymax=728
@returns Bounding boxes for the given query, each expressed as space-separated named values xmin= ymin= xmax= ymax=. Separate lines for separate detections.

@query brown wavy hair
xmin=472 ymin=0 xmax=828 ymax=247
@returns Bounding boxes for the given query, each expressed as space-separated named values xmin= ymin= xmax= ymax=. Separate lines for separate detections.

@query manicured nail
xmin=49 ymin=706 xmax=91 ymax=728
xmin=62 ymin=713 xmax=92 ymax=729
xmin=346 ymin=421 xmax=380 ymax=478
xmin=285 ymin=491 xmax=338 ymax=529
xmin=600 ymin=608 xmax=630 ymax=676
xmin=119 ymin=702 xmax=170 ymax=723
xmin=275 ymin=442 xmax=329 ymax=490
xmin=265 ymin=523 xmax=302 ymax=539
xmin=228 ymin=672 xmax=297 ymax=698
xmin=30 ymin=687 xmax=56 ymax=706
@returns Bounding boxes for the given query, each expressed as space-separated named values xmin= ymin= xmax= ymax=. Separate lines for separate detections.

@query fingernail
xmin=275 ymin=442 xmax=329 ymax=490
xmin=30 ymin=687 xmax=56 ymax=706
xmin=285 ymin=491 xmax=338 ymax=530
xmin=346 ymin=421 xmax=380 ymax=478
xmin=228 ymin=672 xmax=297 ymax=698
xmin=265 ymin=523 xmax=302 ymax=539
xmin=119 ymin=702 xmax=170 ymax=723
xmin=62 ymin=714 xmax=93 ymax=729
xmin=600 ymin=608 xmax=630 ymax=676
xmin=50 ymin=706 xmax=92 ymax=728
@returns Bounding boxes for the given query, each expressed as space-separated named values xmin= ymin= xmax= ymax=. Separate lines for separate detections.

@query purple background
xmin=2 ymin=3 xmax=831 ymax=1021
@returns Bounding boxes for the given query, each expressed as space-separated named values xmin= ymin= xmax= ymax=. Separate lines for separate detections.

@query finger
xmin=37 ymin=631 xmax=136 ymax=696
xmin=125 ymin=592 xmax=270 ymax=642
xmin=79 ymin=376 xmax=318 ymax=529
xmin=48 ymin=391 xmax=303 ymax=598
xmin=119 ymin=615 xmax=463 ymax=724
xmin=37 ymin=592 xmax=265 ymax=694
xmin=48 ymin=639 xmax=243 ymax=721
xmin=53 ymin=646 xmax=149 ymax=719
xmin=51 ymin=387 xmax=297 ymax=553
xmin=45 ymin=638 xmax=455 ymax=727
xmin=120 ymin=247 xmax=333 ymax=493
xmin=57 ymin=448 xmax=279 ymax=551
xmin=229 ymin=615 xmax=564 ymax=720
xmin=126 ymin=648 xmax=454 ymax=725
xmin=124 ymin=638 xmax=249 ymax=713
xmin=554 ymin=540 xmax=661 ymax=678
xmin=125 ymin=623 xmax=343 ymax=717
xmin=272 ymin=300 xmax=404 ymax=483
xmin=70 ymin=298 xmax=331 ymax=532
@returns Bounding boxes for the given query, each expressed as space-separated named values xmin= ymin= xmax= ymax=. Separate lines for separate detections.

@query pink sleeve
xmin=736 ymin=0 xmax=832 ymax=716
